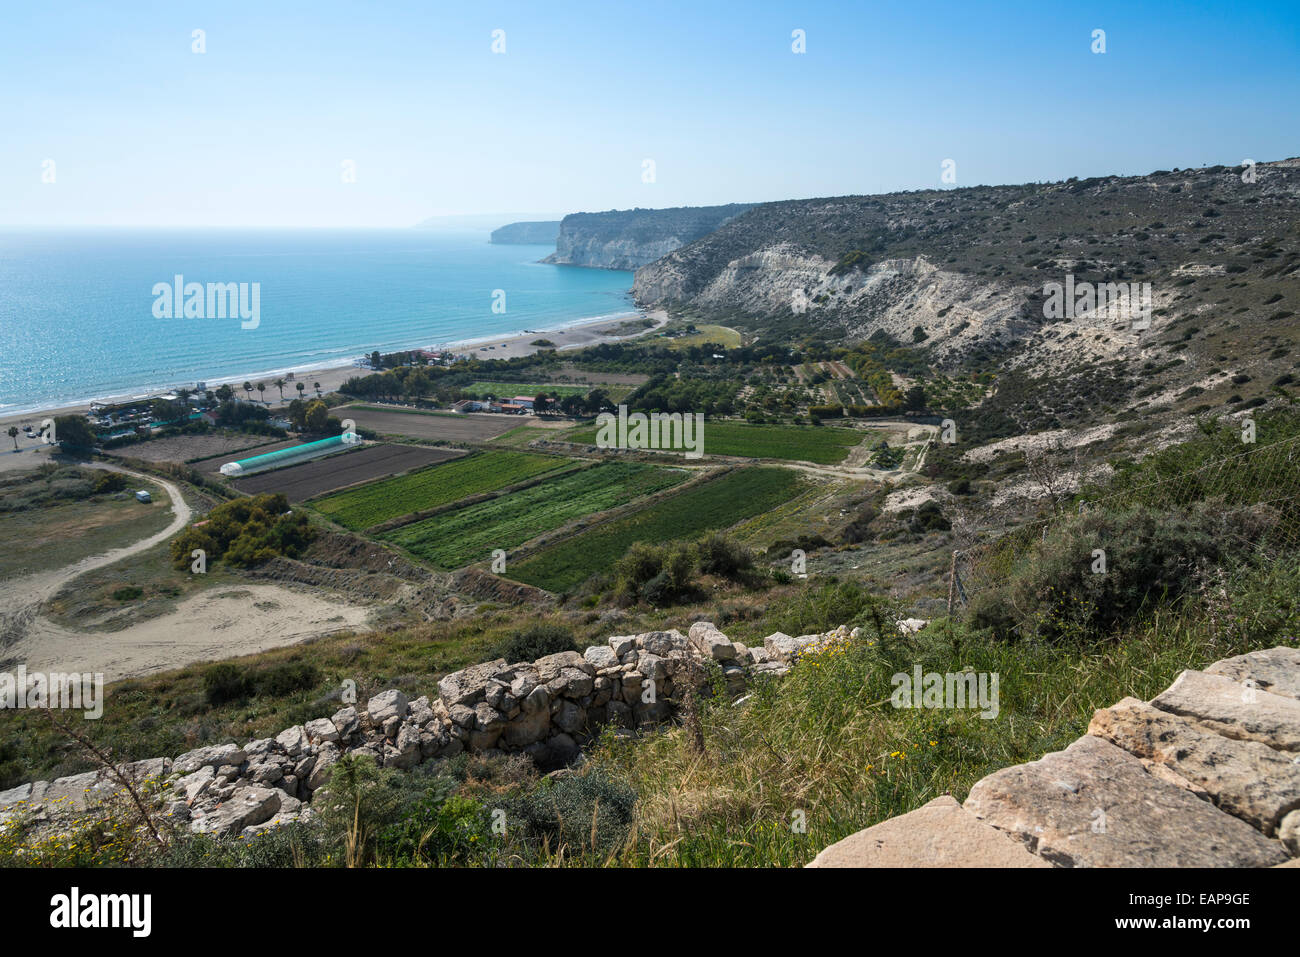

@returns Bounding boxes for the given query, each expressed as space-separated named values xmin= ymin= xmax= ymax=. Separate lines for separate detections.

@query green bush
xmin=502 ymin=768 xmax=636 ymax=856
xmin=497 ymin=623 xmax=577 ymax=663
xmin=376 ymin=788 xmax=491 ymax=865
xmin=203 ymin=663 xmax=253 ymax=705
xmin=92 ymin=472 xmax=128 ymax=494
xmin=696 ymin=533 xmax=755 ymax=579
xmin=970 ymin=503 xmax=1274 ymax=640
xmin=252 ymin=662 xmax=320 ymax=698
xmin=170 ymin=493 xmax=314 ymax=570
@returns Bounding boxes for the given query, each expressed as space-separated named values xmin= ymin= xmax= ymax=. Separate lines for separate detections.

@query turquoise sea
xmin=0 ymin=229 xmax=635 ymax=415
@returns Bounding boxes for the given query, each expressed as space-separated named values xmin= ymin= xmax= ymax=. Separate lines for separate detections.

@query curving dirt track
xmin=0 ymin=463 xmax=192 ymax=649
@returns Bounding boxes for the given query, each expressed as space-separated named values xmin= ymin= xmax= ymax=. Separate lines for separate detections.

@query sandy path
xmin=1 ymin=462 xmax=371 ymax=680
xmin=8 ymin=584 xmax=370 ymax=682
xmin=0 ymin=463 xmax=192 ymax=647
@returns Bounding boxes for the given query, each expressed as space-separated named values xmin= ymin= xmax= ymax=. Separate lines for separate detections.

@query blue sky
xmin=2 ymin=0 xmax=1297 ymax=227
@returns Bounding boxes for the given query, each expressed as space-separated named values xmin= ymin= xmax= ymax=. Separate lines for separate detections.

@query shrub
xmin=497 ymin=624 xmax=577 ymax=663
xmin=375 ymin=781 xmax=491 ymax=865
xmin=502 ymin=768 xmax=636 ymax=856
xmin=92 ymin=472 xmax=128 ymax=494
xmin=252 ymin=662 xmax=320 ymax=697
xmin=970 ymin=504 xmax=1273 ymax=641
xmin=170 ymin=493 xmax=314 ymax=570
xmin=696 ymin=533 xmax=755 ymax=579
xmin=203 ymin=663 xmax=253 ymax=705
xmin=111 ymin=585 xmax=143 ymax=602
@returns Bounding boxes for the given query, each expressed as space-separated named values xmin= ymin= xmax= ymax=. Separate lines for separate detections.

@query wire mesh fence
xmin=947 ymin=433 xmax=1300 ymax=614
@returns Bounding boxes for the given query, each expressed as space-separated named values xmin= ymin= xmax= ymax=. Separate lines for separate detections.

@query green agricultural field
xmin=564 ymin=420 xmax=864 ymax=464
xmin=507 ymin=467 xmax=804 ymax=592
xmin=382 ymin=462 xmax=688 ymax=569
xmin=666 ymin=324 xmax=742 ymax=350
xmin=309 ymin=450 xmax=569 ymax=530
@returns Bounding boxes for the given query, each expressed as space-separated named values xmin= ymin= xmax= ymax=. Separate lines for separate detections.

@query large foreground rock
xmin=807 ymin=796 xmax=1051 ymax=868
xmin=1089 ymin=697 xmax=1300 ymax=834
xmin=963 ymin=735 xmax=1288 ymax=867
xmin=1205 ymin=647 xmax=1300 ymax=701
xmin=1152 ymin=670 xmax=1300 ymax=752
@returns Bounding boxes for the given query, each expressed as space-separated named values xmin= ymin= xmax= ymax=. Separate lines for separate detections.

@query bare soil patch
xmin=230 ymin=443 xmax=463 ymax=500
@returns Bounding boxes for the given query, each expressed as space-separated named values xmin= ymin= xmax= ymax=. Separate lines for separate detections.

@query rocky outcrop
xmin=1 ymin=621 xmax=852 ymax=840
xmin=544 ymin=204 xmax=755 ymax=270
xmin=810 ymin=645 xmax=1300 ymax=868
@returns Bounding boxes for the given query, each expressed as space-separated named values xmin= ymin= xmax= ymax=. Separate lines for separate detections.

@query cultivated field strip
xmin=507 ymin=466 xmax=805 ymax=592
xmin=563 ymin=420 xmax=865 ymax=464
xmin=381 ymin=462 xmax=689 ymax=569
xmin=309 ymin=450 xmax=570 ymax=531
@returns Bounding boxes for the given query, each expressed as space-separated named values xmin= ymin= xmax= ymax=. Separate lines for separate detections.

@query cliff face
xmin=544 ymin=203 xmax=756 ymax=270
xmin=490 ymin=221 xmax=561 ymax=245
xmin=632 ymin=160 xmax=1300 ymax=371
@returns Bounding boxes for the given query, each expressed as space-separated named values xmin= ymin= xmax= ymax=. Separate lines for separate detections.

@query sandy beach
xmin=0 ymin=309 xmax=668 ymax=431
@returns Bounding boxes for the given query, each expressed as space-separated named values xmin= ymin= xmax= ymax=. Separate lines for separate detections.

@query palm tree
xmin=296 ymin=381 xmax=306 ymax=400
xmin=274 ymin=378 xmax=286 ymax=403
xmin=243 ymin=381 xmax=253 ymax=402
xmin=314 ymin=381 xmax=322 ymax=397
xmin=7 ymin=426 xmax=17 ymax=450
xmin=257 ymin=382 xmax=266 ymax=404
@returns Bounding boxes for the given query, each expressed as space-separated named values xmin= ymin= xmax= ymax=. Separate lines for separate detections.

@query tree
xmin=313 ymin=381 xmax=322 ymax=397
xmin=256 ymin=382 xmax=266 ymax=404
xmin=305 ymin=399 xmax=330 ymax=433
xmin=286 ymin=398 xmax=307 ymax=431
xmin=54 ymin=415 xmax=96 ymax=450
xmin=243 ymin=381 xmax=253 ymax=402
xmin=296 ymin=381 xmax=306 ymax=401
xmin=216 ymin=384 xmax=235 ymax=403
xmin=7 ymin=426 xmax=17 ymax=450
xmin=274 ymin=378 xmax=286 ymax=403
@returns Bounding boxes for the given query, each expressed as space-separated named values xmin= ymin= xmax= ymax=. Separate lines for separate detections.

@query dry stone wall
xmin=0 ymin=622 xmax=850 ymax=841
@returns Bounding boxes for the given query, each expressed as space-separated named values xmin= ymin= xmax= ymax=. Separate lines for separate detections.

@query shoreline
xmin=0 ymin=309 xmax=667 ymax=428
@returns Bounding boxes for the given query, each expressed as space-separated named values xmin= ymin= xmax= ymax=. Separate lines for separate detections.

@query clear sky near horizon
xmin=3 ymin=0 xmax=1297 ymax=228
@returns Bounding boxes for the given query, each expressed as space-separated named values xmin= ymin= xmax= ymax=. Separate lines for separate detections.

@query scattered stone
xmin=275 ymin=726 xmax=309 ymax=757
xmin=366 ymin=689 xmax=409 ymax=724
xmin=173 ymin=744 xmax=245 ymax=775
xmin=584 ymin=645 xmax=619 ymax=670
xmin=192 ymin=786 xmax=281 ymax=836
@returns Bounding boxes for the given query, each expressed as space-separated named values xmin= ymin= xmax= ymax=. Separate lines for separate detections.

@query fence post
xmin=947 ymin=550 xmax=958 ymax=615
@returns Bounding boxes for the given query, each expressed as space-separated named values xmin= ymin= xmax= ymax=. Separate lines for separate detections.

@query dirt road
xmin=0 ymin=463 xmax=192 ymax=648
